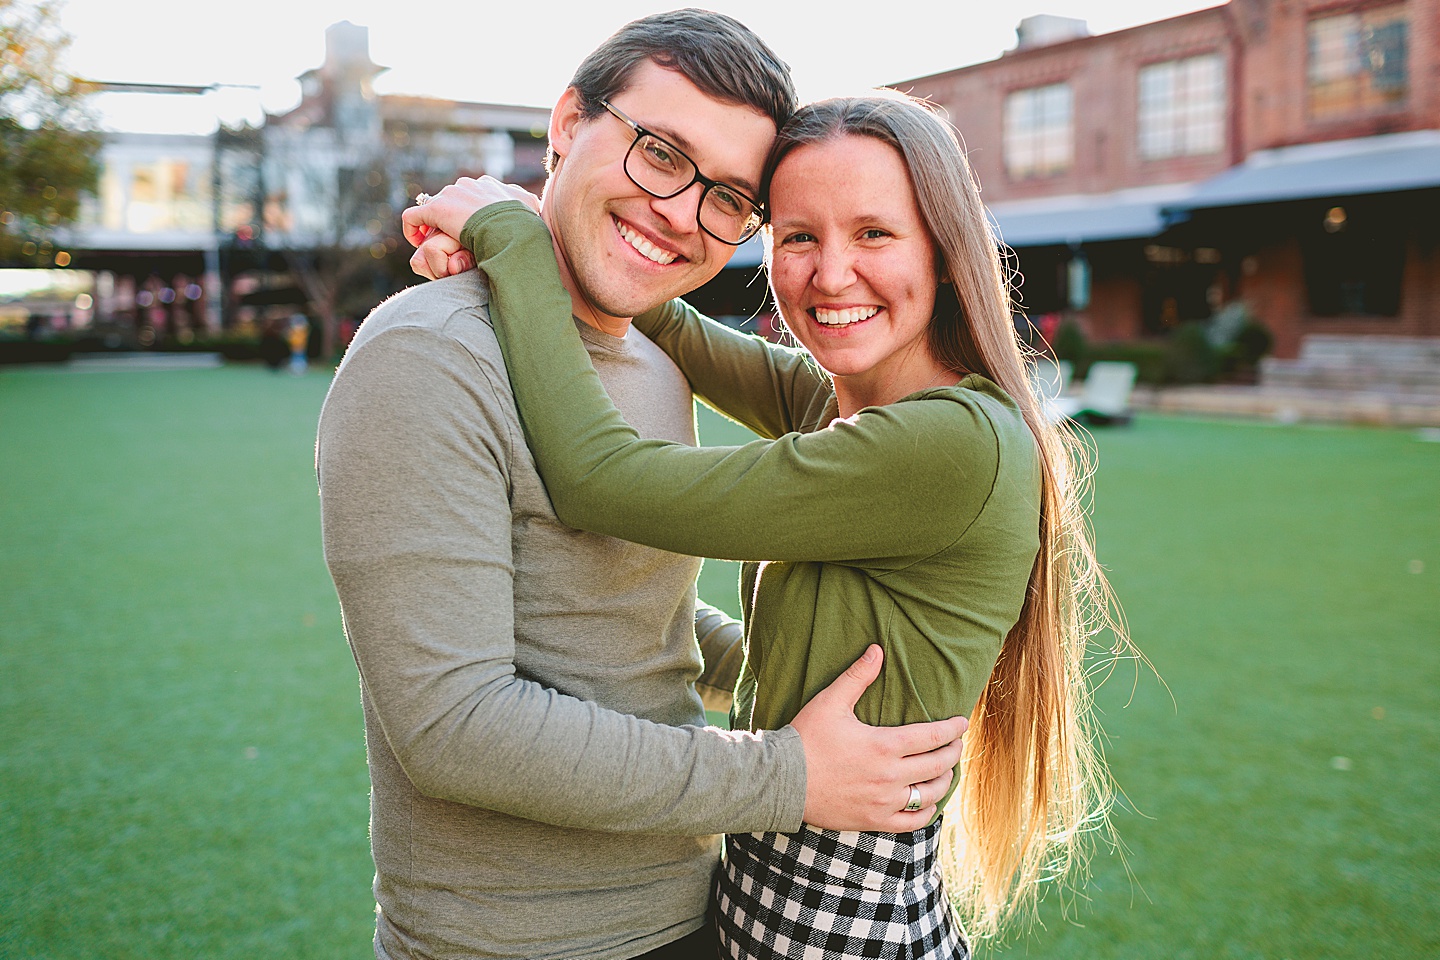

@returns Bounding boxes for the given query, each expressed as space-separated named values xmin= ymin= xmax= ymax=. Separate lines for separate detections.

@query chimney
xmin=324 ymin=21 xmax=373 ymax=72
xmin=1015 ymin=14 xmax=1090 ymax=50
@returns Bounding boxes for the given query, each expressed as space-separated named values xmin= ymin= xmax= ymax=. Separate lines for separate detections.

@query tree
xmin=0 ymin=0 xmax=101 ymax=266
xmin=253 ymin=123 xmax=412 ymax=362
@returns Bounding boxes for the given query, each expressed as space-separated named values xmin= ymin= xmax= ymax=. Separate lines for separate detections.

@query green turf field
xmin=1 ymin=363 xmax=1435 ymax=959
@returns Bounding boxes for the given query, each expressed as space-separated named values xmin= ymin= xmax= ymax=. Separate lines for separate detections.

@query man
xmin=317 ymin=11 xmax=966 ymax=960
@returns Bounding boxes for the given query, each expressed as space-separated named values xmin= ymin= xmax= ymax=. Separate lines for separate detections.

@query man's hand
xmin=402 ymin=176 xmax=542 ymax=280
xmin=791 ymin=645 xmax=968 ymax=833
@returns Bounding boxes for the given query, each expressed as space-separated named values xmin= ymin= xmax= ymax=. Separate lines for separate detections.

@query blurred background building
xmin=5 ymin=0 xmax=1437 ymax=377
xmin=38 ymin=21 xmax=548 ymax=358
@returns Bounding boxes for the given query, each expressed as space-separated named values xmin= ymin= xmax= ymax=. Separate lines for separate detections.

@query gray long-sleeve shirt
xmin=316 ymin=272 xmax=806 ymax=960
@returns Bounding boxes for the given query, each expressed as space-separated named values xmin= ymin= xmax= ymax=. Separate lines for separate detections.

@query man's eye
xmin=708 ymin=187 xmax=744 ymax=216
xmin=780 ymin=232 xmax=815 ymax=245
xmin=640 ymin=138 xmax=680 ymax=171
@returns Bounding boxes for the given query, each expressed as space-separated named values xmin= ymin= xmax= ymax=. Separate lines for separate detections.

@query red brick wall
xmin=1237 ymin=239 xmax=1309 ymax=357
xmin=1289 ymin=233 xmax=1440 ymax=344
xmin=1237 ymin=220 xmax=1440 ymax=358
xmin=904 ymin=8 xmax=1237 ymax=204
xmin=1232 ymin=0 xmax=1440 ymax=151
xmin=1401 ymin=239 xmax=1440 ymax=338
xmin=908 ymin=0 xmax=1439 ymax=200
xmin=1082 ymin=274 xmax=1145 ymax=340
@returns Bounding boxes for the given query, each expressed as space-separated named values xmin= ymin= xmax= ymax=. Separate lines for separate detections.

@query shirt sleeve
xmin=632 ymin=298 xmax=834 ymax=440
xmin=317 ymin=317 xmax=806 ymax=835
xmin=462 ymin=202 xmax=1004 ymax=565
xmin=694 ymin=602 xmax=745 ymax=714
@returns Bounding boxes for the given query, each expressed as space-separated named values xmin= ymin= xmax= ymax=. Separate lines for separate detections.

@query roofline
xmin=891 ymin=3 xmax=1231 ymax=88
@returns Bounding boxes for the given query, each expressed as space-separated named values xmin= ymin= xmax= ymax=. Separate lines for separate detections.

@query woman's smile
xmin=811 ymin=305 xmax=882 ymax=327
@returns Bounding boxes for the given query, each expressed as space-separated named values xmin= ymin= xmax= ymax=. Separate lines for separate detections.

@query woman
xmin=407 ymin=92 xmax=1123 ymax=958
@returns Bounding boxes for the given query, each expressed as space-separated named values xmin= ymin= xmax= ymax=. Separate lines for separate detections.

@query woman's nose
xmin=812 ymin=245 xmax=857 ymax=294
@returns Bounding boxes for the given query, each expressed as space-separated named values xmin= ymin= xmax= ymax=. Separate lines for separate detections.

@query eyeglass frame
xmin=599 ymin=99 xmax=766 ymax=246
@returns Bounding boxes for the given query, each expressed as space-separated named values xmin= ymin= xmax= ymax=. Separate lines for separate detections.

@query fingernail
xmin=862 ymin=644 xmax=879 ymax=663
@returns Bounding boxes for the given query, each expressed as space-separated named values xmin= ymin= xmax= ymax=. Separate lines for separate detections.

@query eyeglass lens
xmin=627 ymin=135 xmax=762 ymax=244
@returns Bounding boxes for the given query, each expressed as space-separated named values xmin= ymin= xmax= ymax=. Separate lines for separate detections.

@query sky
xmin=56 ymin=0 xmax=1225 ymax=134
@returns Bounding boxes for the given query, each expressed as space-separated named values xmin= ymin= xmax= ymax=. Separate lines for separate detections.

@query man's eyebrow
xmin=646 ymin=122 xmax=761 ymax=198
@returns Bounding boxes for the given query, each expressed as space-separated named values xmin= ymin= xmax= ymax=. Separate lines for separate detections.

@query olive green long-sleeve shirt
xmin=464 ymin=203 xmax=1042 ymax=812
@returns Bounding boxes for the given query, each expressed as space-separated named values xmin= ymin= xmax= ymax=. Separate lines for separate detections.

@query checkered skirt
xmin=715 ymin=819 xmax=969 ymax=959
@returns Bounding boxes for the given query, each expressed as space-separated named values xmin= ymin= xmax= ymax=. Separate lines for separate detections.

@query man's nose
xmin=647 ymin=183 xmax=704 ymax=237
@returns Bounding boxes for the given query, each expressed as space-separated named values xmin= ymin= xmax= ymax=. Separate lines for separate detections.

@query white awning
xmin=1176 ymin=130 xmax=1440 ymax=211
xmin=985 ymin=182 xmax=1200 ymax=248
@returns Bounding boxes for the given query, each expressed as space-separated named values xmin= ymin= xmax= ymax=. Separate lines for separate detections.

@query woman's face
xmin=767 ymin=134 xmax=943 ymax=400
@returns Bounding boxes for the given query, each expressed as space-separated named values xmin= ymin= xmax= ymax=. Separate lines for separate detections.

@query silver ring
xmin=903 ymin=784 xmax=922 ymax=813
xmin=414 ymin=192 xmax=433 ymax=205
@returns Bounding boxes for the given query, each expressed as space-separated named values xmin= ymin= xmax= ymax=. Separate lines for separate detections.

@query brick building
xmin=897 ymin=0 xmax=1440 ymax=358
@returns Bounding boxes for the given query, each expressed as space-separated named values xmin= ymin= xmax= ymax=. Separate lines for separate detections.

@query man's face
xmin=542 ymin=60 xmax=776 ymax=329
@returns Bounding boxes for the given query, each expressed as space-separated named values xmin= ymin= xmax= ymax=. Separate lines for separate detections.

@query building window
xmin=1004 ymin=83 xmax=1072 ymax=179
xmin=1137 ymin=54 xmax=1225 ymax=159
xmin=1308 ymin=6 xmax=1408 ymax=120
xmin=122 ymin=159 xmax=210 ymax=234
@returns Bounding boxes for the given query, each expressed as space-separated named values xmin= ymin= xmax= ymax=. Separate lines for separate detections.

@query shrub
xmin=1200 ymin=302 xmax=1274 ymax=382
xmin=0 ymin=338 xmax=75 ymax=365
xmin=1047 ymin=303 xmax=1273 ymax=387
xmin=1051 ymin=320 xmax=1088 ymax=368
xmin=1165 ymin=321 xmax=1222 ymax=384
xmin=156 ymin=333 xmax=263 ymax=361
xmin=1220 ymin=320 xmax=1275 ymax=382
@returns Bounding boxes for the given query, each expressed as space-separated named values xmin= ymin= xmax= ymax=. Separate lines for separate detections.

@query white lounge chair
xmin=1029 ymin=357 xmax=1070 ymax=402
xmin=1044 ymin=360 xmax=1136 ymax=425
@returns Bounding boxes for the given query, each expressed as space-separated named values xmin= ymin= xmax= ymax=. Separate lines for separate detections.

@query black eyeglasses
xmin=600 ymin=100 xmax=765 ymax=246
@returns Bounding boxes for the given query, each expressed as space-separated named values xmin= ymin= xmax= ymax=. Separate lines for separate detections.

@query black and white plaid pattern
xmin=715 ymin=819 xmax=969 ymax=959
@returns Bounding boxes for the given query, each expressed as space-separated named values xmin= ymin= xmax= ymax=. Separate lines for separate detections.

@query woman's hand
xmin=402 ymin=176 xmax=541 ymax=280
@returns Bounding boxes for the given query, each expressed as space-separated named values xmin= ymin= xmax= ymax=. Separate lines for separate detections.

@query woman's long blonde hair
xmin=763 ymin=92 xmax=1131 ymax=938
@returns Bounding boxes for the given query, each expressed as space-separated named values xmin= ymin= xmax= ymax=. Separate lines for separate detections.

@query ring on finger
xmin=903 ymin=784 xmax=922 ymax=813
xmin=414 ymin=192 xmax=433 ymax=205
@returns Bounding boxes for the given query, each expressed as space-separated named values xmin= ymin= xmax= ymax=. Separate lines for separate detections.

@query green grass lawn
xmin=1 ymin=364 xmax=1436 ymax=959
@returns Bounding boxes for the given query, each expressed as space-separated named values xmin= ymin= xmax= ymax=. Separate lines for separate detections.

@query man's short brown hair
xmin=551 ymin=8 xmax=796 ymax=170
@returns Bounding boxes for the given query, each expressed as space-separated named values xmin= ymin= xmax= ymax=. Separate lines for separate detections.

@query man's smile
xmin=614 ymin=216 xmax=683 ymax=266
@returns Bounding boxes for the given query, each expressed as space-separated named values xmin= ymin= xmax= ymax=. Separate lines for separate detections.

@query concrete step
xmin=1263 ymin=335 xmax=1440 ymax=394
xmin=1298 ymin=334 xmax=1440 ymax=366
xmin=1261 ymin=360 xmax=1440 ymax=393
xmin=1132 ymin=384 xmax=1440 ymax=427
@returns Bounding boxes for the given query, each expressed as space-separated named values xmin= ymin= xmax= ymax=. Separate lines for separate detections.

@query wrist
xmin=459 ymin=201 xmax=542 ymax=260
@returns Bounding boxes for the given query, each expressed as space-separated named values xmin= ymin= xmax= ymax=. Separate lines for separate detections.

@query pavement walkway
xmin=1130 ymin=383 xmax=1440 ymax=428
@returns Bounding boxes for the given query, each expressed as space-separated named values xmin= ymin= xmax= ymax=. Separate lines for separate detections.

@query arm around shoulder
xmin=635 ymin=298 xmax=833 ymax=438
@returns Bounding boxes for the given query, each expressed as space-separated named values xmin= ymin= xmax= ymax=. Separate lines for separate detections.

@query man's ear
xmin=548 ymin=87 xmax=585 ymax=163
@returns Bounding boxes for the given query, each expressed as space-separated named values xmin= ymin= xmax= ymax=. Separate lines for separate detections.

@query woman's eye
xmin=780 ymin=232 xmax=815 ymax=245
xmin=862 ymin=228 xmax=888 ymax=240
